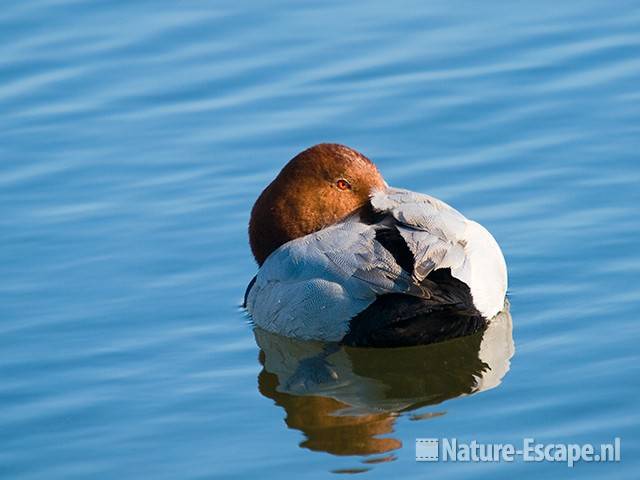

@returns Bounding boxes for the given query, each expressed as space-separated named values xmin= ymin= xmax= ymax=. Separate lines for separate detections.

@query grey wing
xmin=245 ymin=217 xmax=426 ymax=341
xmin=370 ymin=187 xmax=471 ymax=282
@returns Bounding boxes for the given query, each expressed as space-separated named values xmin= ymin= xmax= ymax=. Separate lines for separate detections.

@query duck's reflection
xmin=255 ymin=308 xmax=514 ymax=458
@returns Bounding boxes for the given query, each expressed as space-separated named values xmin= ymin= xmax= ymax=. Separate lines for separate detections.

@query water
xmin=1 ymin=1 xmax=639 ymax=478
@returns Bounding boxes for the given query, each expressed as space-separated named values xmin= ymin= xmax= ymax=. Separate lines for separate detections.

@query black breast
xmin=243 ymin=275 xmax=257 ymax=308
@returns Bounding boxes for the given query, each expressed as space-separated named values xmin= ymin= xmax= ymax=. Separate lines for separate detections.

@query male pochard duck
xmin=245 ymin=144 xmax=507 ymax=347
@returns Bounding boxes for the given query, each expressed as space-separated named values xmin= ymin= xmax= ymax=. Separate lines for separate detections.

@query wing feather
xmin=370 ymin=188 xmax=469 ymax=282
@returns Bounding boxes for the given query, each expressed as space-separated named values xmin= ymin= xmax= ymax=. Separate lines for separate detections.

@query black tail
xmin=342 ymin=294 xmax=487 ymax=347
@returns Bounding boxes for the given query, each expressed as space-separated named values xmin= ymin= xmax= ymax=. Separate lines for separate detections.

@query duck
xmin=244 ymin=143 xmax=507 ymax=347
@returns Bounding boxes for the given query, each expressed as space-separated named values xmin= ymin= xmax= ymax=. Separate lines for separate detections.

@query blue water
xmin=2 ymin=1 xmax=639 ymax=478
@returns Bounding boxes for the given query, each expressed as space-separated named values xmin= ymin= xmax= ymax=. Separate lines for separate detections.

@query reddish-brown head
xmin=249 ymin=143 xmax=386 ymax=265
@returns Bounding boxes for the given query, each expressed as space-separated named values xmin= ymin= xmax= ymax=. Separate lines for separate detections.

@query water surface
xmin=1 ymin=1 xmax=639 ymax=478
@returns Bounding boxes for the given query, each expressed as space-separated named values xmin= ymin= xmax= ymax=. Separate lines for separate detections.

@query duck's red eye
xmin=336 ymin=179 xmax=351 ymax=190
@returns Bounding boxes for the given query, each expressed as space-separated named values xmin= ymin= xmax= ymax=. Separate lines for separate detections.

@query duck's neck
xmin=249 ymin=183 xmax=371 ymax=266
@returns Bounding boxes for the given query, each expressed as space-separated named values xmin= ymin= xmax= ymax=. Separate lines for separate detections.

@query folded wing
xmin=371 ymin=188 xmax=507 ymax=318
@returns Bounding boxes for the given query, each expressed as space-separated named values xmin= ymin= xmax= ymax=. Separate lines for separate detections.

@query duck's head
xmin=249 ymin=143 xmax=386 ymax=265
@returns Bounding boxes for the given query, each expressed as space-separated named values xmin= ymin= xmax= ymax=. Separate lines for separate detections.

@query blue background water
xmin=1 ymin=1 xmax=639 ymax=478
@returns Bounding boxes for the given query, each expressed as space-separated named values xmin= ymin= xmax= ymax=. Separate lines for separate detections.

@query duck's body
xmin=245 ymin=144 xmax=508 ymax=347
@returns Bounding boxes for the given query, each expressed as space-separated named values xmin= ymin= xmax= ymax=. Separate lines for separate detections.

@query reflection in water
xmin=255 ymin=307 xmax=513 ymax=459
